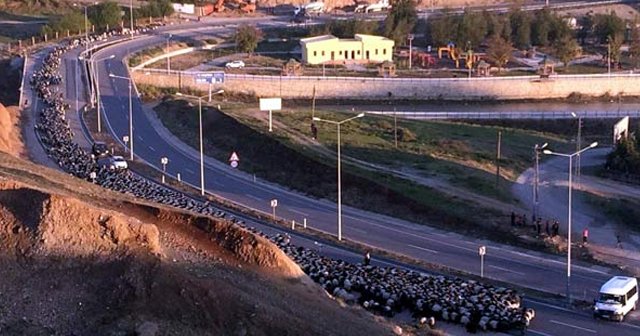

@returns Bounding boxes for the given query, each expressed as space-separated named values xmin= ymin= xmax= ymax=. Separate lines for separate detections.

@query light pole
xmin=543 ymin=141 xmax=598 ymax=303
xmin=80 ymin=54 xmax=115 ymax=132
xmin=109 ymin=73 xmax=134 ymax=160
xmin=571 ymin=112 xmax=582 ymax=177
xmin=533 ymin=142 xmax=548 ymax=219
xmin=607 ymin=36 xmax=612 ymax=76
xmin=312 ymin=113 xmax=366 ymax=241
xmin=130 ymin=0 xmax=134 ymax=39
xmin=161 ymin=156 xmax=169 ymax=183
xmin=176 ymin=90 xmax=225 ymax=196
xmin=166 ymin=34 xmax=172 ymax=74
xmin=408 ymin=34 xmax=414 ymax=70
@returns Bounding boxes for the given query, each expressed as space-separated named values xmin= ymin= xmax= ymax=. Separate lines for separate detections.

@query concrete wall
xmin=132 ymin=70 xmax=640 ymax=100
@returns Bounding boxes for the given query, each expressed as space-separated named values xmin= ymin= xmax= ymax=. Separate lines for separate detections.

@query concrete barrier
xmin=132 ymin=69 xmax=640 ymax=101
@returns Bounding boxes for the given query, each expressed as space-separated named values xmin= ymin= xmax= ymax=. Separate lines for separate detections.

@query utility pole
xmin=408 ymin=34 xmax=415 ymax=69
xmin=394 ymin=107 xmax=398 ymax=149
xmin=311 ymin=85 xmax=316 ymax=119
xmin=496 ymin=130 xmax=502 ymax=188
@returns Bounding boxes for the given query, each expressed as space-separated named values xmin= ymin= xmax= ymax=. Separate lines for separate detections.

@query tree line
xmin=42 ymin=0 xmax=174 ymax=36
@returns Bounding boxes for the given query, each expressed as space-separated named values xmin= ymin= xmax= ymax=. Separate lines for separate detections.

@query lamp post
xmin=130 ymin=0 xmax=134 ymax=39
xmin=543 ymin=141 xmax=598 ymax=303
xmin=109 ymin=73 xmax=134 ymax=160
xmin=161 ymin=156 xmax=169 ymax=183
xmin=176 ymin=90 xmax=225 ymax=196
xmin=312 ymin=112 xmax=366 ymax=241
xmin=408 ymin=34 xmax=415 ymax=70
xmin=533 ymin=143 xmax=548 ymax=220
xmin=80 ymin=54 xmax=115 ymax=132
xmin=166 ymin=34 xmax=172 ymax=74
xmin=571 ymin=112 xmax=582 ymax=177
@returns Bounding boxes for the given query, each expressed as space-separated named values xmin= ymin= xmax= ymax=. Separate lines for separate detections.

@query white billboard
xmin=172 ymin=3 xmax=195 ymax=14
xmin=613 ymin=116 xmax=630 ymax=144
xmin=259 ymin=98 xmax=282 ymax=111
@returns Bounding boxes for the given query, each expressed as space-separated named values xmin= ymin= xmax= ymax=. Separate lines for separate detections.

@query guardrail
xmin=138 ymin=67 xmax=640 ymax=83
xmin=366 ymin=110 xmax=640 ymax=120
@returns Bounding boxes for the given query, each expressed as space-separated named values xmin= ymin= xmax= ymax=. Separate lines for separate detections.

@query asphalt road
xmin=74 ymin=20 xmax=640 ymax=335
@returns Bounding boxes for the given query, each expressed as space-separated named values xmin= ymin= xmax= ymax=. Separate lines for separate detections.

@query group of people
xmin=511 ymin=212 xmax=561 ymax=238
xmin=31 ymin=30 xmax=535 ymax=333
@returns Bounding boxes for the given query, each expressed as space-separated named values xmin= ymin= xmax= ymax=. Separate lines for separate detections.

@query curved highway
xmin=81 ymin=19 xmax=640 ymax=335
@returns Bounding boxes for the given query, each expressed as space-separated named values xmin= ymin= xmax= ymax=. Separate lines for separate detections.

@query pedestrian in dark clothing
xmin=552 ymin=221 xmax=559 ymax=237
xmin=311 ymin=123 xmax=318 ymax=139
xmin=536 ymin=220 xmax=541 ymax=236
xmin=522 ymin=214 xmax=528 ymax=227
xmin=617 ymin=235 xmax=623 ymax=249
xmin=364 ymin=252 xmax=371 ymax=266
xmin=511 ymin=212 xmax=516 ymax=226
xmin=545 ymin=220 xmax=550 ymax=236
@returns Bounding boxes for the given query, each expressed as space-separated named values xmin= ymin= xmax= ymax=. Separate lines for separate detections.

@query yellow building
xmin=300 ymin=34 xmax=394 ymax=65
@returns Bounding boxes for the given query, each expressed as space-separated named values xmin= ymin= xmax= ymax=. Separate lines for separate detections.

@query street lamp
xmin=543 ymin=141 xmax=598 ymax=303
xmin=161 ymin=156 xmax=169 ymax=183
xmin=176 ymin=90 xmax=225 ymax=196
xmin=312 ymin=112 xmax=366 ymax=241
xmin=109 ymin=73 xmax=134 ymax=160
xmin=571 ymin=112 xmax=582 ymax=177
xmin=407 ymin=34 xmax=415 ymax=70
xmin=80 ymin=54 xmax=115 ymax=132
xmin=166 ymin=34 xmax=172 ymax=74
xmin=533 ymin=142 xmax=548 ymax=220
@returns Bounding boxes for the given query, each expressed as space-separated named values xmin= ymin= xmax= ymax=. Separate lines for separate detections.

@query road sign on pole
xmin=195 ymin=72 xmax=225 ymax=84
xmin=229 ymin=151 xmax=239 ymax=168
xmin=259 ymin=98 xmax=282 ymax=132
xmin=479 ymin=245 xmax=486 ymax=278
xmin=270 ymin=199 xmax=278 ymax=220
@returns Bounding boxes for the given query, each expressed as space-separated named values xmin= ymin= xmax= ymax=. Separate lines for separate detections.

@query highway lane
xmin=82 ymin=21 xmax=640 ymax=326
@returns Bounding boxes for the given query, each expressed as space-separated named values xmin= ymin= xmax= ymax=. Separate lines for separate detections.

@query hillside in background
xmin=0 ymin=152 xmax=394 ymax=335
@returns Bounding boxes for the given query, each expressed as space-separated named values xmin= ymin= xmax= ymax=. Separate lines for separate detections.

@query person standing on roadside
xmin=582 ymin=228 xmax=589 ymax=245
xmin=364 ymin=251 xmax=371 ymax=266
xmin=545 ymin=220 xmax=550 ymax=236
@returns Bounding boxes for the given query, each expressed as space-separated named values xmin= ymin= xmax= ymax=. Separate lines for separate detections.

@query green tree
xmin=384 ymin=0 xmax=417 ymax=44
xmin=594 ymin=11 xmax=625 ymax=43
xmin=487 ymin=34 xmax=512 ymax=72
xmin=629 ymin=19 xmax=640 ymax=68
xmin=89 ymin=1 xmax=122 ymax=30
xmin=43 ymin=11 xmax=88 ymax=35
xmin=609 ymin=33 xmax=624 ymax=68
xmin=235 ymin=24 xmax=262 ymax=54
xmin=511 ymin=10 xmax=531 ymax=49
xmin=531 ymin=8 xmax=552 ymax=46
xmin=577 ymin=14 xmax=594 ymax=44
xmin=456 ymin=8 xmax=487 ymax=48
xmin=606 ymin=135 xmax=640 ymax=174
xmin=553 ymin=35 xmax=581 ymax=68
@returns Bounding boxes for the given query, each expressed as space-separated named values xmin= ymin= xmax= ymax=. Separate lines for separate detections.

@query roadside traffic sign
xmin=270 ymin=199 xmax=278 ymax=208
xmin=195 ymin=72 xmax=225 ymax=84
xmin=229 ymin=151 xmax=239 ymax=168
xmin=479 ymin=246 xmax=486 ymax=256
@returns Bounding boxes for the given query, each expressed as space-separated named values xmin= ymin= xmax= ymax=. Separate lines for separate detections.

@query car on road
xmin=109 ymin=156 xmax=128 ymax=170
xmin=92 ymin=141 xmax=109 ymax=157
xmin=225 ymin=60 xmax=245 ymax=69
xmin=594 ymin=276 xmax=638 ymax=321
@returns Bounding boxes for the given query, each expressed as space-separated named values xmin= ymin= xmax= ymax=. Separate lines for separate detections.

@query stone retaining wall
xmin=132 ymin=70 xmax=640 ymax=100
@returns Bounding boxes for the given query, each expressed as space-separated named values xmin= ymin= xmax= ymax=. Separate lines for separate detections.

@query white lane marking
xmin=408 ymin=244 xmax=439 ymax=254
xmin=148 ymin=146 xmax=156 ymax=152
xmin=245 ymin=194 xmax=263 ymax=202
xmin=185 ymin=168 xmax=195 ymax=174
xmin=527 ymin=299 xmax=580 ymax=314
xmin=289 ymin=208 xmax=308 ymax=216
xmin=527 ymin=329 xmax=555 ymax=336
xmin=349 ymin=226 xmax=367 ymax=234
xmin=549 ymin=320 xmax=596 ymax=333
xmin=489 ymin=265 xmax=525 ymax=276
xmin=138 ymin=135 xmax=144 ymax=141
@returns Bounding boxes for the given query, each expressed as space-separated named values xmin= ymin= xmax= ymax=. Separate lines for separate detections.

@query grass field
xmin=228 ymin=108 xmax=571 ymax=202
xmin=150 ymin=97 xmax=574 ymax=251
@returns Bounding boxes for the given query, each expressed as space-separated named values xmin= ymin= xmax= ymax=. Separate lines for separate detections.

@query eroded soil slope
xmin=0 ymin=152 xmax=393 ymax=336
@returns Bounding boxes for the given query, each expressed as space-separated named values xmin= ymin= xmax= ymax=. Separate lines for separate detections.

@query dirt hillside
xmin=0 ymin=103 xmax=25 ymax=158
xmin=0 ymin=152 xmax=394 ymax=336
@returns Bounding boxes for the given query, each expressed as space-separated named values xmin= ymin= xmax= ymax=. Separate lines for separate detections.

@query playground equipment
xmin=412 ymin=51 xmax=436 ymax=68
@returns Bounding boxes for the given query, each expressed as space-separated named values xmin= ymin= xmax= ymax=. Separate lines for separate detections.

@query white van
xmin=593 ymin=276 xmax=638 ymax=321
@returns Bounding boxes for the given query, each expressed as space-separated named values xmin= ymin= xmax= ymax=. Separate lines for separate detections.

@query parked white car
xmin=225 ymin=60 xmax=245 ymax=69
xmin=109 ymin=156 xmax=128 ymax=170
